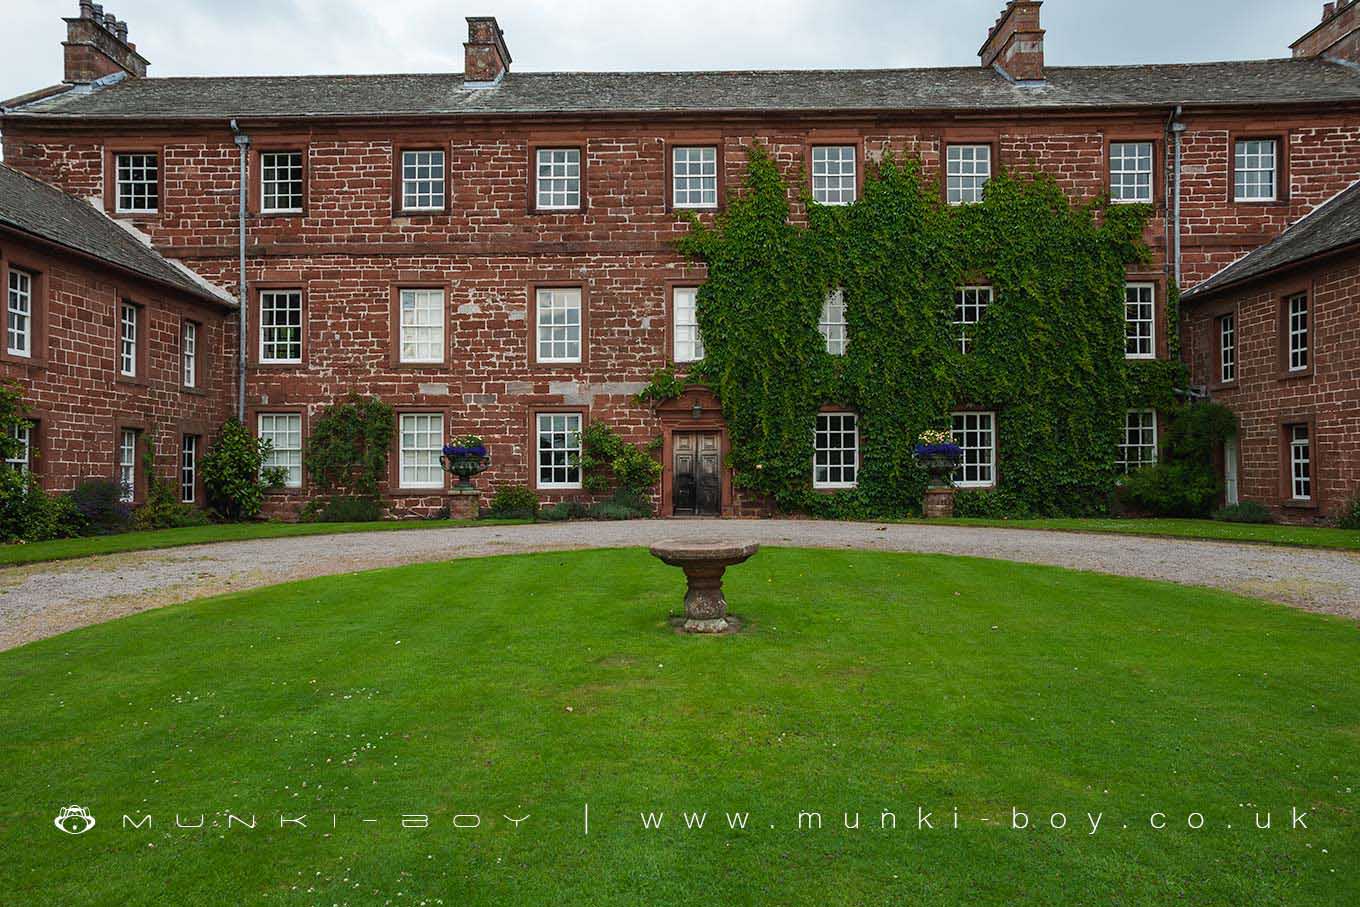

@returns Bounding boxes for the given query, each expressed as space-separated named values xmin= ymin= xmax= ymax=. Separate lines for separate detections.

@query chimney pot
xmin=464 ymin=15 xmax=511 ymax=87
xmin=79 ymin=0 xmax=94 ymax=19
xmin=115 ymin=19 xmax=128 ymax=41
xmin=979 ymin=1 xmax=1045 ymax=83
xmin=1324 ymin=2 xmax=1336 ymax=19
xmin=63 ymin=1 xmax=148 ymax=82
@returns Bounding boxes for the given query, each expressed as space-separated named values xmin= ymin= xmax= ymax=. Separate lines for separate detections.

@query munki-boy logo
xmin=54 ymin=805 xmax=96 ymax=835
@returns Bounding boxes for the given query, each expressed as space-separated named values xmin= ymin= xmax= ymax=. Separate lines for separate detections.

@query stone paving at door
xmin=2 ymin=519 xmax=1358 ymax=650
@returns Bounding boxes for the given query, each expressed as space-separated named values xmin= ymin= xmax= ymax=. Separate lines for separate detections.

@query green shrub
xmin=202 ymin=419 xmax=287 ymax=520
xmin=301 ymin=495 xmax=384 ymax=523
xmin=586 ymin=502 xmax=640 ymax=521
xmin=577 ymin=422 xmax=661 ymax=496
xmin=133 ymin=432 xmax=211 ymax=531
xmin=69 ymin=478 xmax=133 ymax=533
xmin=488 ymin=485 xmax=540 ymax=518
xmin=303 ymin=395 xmax=394 ymax=496
xmin=538 ymin=501 xmax=589 ymax=522
xmin=1118 ymin=463 xmax=1220 ymax=518
xmin=1338 ymin=494 xmax=1360 ymax=530
xmin=1213 ymin=501 xmax=1274 ymax=524
xmin=0 ymin=472 xmax=86 ymax=542
xmin=953 ymin=488 xmax=1035 ymax=519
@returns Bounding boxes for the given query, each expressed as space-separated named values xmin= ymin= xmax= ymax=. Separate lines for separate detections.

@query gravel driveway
xmin=2 ymin=519 xmax=1357 ymax=650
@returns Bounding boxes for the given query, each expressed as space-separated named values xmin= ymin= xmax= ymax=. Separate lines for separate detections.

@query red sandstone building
xmin=2 ymin=0 xmax=1359 ymax=520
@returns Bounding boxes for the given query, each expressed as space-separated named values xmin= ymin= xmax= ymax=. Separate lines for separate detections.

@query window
xmin=399 ymin=413 xmax=445 ymax=489
xmin=947 ymin=145 xmax=991 ymax=205
xmin=259 ymin=290 xmax=303 ymax=364
xmin=258 ymin=413 xmax=303 ymax=488
xmin=672 ymin=146 xmax=718 ymax=209
xmin=5 ymin=424 xmax=30 ymax=474
xmin=1124 ymin=283 xmax=1155 ymax=359
xmin=952 ymin=412 xmax=996 ymax=488
xmin=399 ymin=288 xmax=445 ymax=364
xmin=535 ymin=148 xmax=581 ymax=210
xmin=535 ymin=287 xmax=582 ymax=363
xmin=115 ymin=153 xmax=159 ymax=213
xmin=819 ymin=288 xmax=848 ymax=356
xmin=401 ymin=150 xmax=446 ymax=212
xmin=180 ymin=435 xmax=198 ymax=503
xmin=813 ymin=412 xmax=858 ymax=489
xmin=1110 ymin=142 xmax=1153 ymax=203
xmin=954 ymin=286 xmax=992 ymax=353
xmin=182 ymin=321 xmax=198 ymax=388
xmin=811 ymin=146 xmax=856 ymax=205
xmin=1118 ymin=410 xmax=1158 ymax=473
xmin=1286 ymin=293 xmax=1309 ymax=372
xmin=117 ymin=427 xmax=138 ymax=502
xmin=536 ymin=412 xmax=582 ymax=489
xmin=1219 ymin=313 xmax=1236 ymax=384
xmin=1289 ymin=424 xmax=1311 ymax=501
xmin=672 ymin=287 xmax=704 ymax=363
xmin=1235 ymin=139 xmax=1277 ymax=202
xmin=7 ymin=267 xmax=32 ymax=357
xmin=119 ymin=302 xmax=138 ymax=377
xmin=260 ymin=151 xmax=303 ymax=213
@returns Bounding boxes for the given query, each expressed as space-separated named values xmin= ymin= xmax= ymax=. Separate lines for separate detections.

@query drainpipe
xmin=230 ymin=119 xmax=250 ymax=422
xmin=1166 ymin=105 xmax=1185 ymax=288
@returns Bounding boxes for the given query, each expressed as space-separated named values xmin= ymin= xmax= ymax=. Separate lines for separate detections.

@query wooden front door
xmin=672 ymin=431 xmax=722 ymax=516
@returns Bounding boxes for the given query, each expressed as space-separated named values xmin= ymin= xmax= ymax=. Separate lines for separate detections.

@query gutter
xmin=230 ymin=119 xmax=250 ymax=423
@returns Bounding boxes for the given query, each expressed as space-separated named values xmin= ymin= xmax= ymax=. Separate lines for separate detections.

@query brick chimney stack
xmin=63 ymin=0 xmax=148 ymax=83
xmin=1292 ymin=0 xmax=1360 ymax=64
xmin=464 ymin=16 xmax=511 ymax=87
xmin=979 ymin=1 xmax=1045 ymax=84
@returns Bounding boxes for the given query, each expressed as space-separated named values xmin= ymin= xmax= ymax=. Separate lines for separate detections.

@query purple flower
xmin=443 ymin=444 xmax=488 ymax=457
xmin=913 ymin=443 xmax=964 ymax=459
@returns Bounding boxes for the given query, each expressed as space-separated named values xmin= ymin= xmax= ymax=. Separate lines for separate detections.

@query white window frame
xmin=947 ymin=145 xmax=991 ymax=206
xmin=399 ymin=288 xmax=446 ymax=364
xmin=954 ymin=286 xmax=992 ymax=354
xmin=1289 ymin=424 xmax=1311 ymax=502
xmin=1110 ymin=142 xmax=1154 ymax=204
xmin=1219 ymin=313 xmax=1236 ymax=384
xmin=672 ymin=146 xmax=718 ymax=210
xmin=118 ymin=427 xmax=138 ymax=502
xmin=1234 ymin=139 xmax=1278 ymax=203
xmin=1117 ymin=410 xmax=1159 ymax=473
xmin=7 ymin=266 xmax=32 ymax=358
xmin=258 ymin=413 xmax=303 ymax=489
xmin=180 ymin=434 xmax=197 ymax=504
xmin=260 ymin=150 xmax=304 ymax=214
xmin=536 ymin=412 xmax=583 ymax=490
xmin=182 ymin=320 xmax=197 ymax=388
xmin=6 ymin=424 xmax=31 ymax=474
xmin=1124 ymin=283 xmax=1156 ymax=360
xmin=119 ymin=301 xmax=138 ymax=377
xmin=1287 ymin=293 xmax=1309 ymax=372
xmin=672 ymin=286 xmax=704 ymax=363
xmin=259 ymin=290 xmax=303 ymax=365
xmin=819 ymin=288 xmax=848 ymax=356
xmin=401 ymin=149 xmax=446 ymax=212
xmin=535 ymin=148 xmax=581 ymax=210
xmin=535 ymin=287 xmax=582 ymax=364
xmin=399 ymin=413 xmax=446 ymax=490
xmin=810 ymin=145 xmax=857 ymax=206
xmin=813 ymin=412 xmax=858 ymax=489
xmin=115 ymin=152 xmax=159 ymax=214
xmin=952 ymin=411 xmax=996 ymax=488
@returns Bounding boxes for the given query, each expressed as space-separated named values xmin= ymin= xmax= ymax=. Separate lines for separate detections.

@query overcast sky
xmin=0 ymin=0 xmax=1330 ymax=102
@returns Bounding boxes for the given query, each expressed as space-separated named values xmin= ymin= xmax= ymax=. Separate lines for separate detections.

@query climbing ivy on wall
xmin=673 ymin=146 xmax=1184 ymax=518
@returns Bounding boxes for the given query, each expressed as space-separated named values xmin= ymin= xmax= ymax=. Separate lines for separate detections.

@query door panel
xmin=671 ymin=431 xmax=720 ymax=516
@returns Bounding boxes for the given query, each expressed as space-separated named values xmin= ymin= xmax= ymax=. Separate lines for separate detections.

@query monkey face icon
xmin=54 ymin=805 xmax=96 ymax=835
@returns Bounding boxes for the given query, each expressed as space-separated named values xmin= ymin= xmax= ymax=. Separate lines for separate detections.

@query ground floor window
xmin=536 ymin=412 xmax=582 ymax=489
xmin=813 ymin=412 xmax=858 ymax=489
xmin=258 ymin=413 xmax=303 ymax=488
xmin=6 ymin=423 xmax=31 ymax=473
xmin=1118 ymin=410 xmax=1158 ymax=473
xmin=118 ymin=428 xmax=138 ymax=502
xmin=1288 ymin=424 xmax=1311 ymax=501
xmin=952 ymin=412 xmax=995 ymax=487
xmin=400 ymin=413 xmax=445 ymax=489
xmin=180 ymin=435 xmax=198 ymax=503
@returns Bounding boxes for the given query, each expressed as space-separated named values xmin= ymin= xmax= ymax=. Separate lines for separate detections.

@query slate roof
xmin=6 ymin=58 xmax=1360 ymax=120
xmin=0 ymin=164 xmax=235 ymax=306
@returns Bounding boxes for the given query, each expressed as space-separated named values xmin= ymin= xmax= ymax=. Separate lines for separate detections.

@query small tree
xmin=201 ymin=418 xmax=286 ymax=520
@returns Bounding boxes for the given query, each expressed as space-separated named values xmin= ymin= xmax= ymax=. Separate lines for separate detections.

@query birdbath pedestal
xmin=648 ymin=539 xmax=759 ymax=634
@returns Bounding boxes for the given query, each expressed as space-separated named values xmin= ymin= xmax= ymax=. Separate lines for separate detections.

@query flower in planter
xmin=443 ymin=434 xmax=488 ymax=458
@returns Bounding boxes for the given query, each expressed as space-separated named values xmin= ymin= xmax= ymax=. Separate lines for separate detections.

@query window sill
xmin=1282 ymin=498 xmax=1319 ymax=511
xmin=260 ymin=210 xmax=304 ymax=217
xmin=396 ymin=208 xmax=448 ymax=216
xmin=0 ymin=351 xmax=45 ymax=369
xmin=254 ymin=361 xmax=305 ymax=369
xmin=181 ymin=385 xmax=208 ymax=397
xmin=1278 ymin=369 xmax=1314 ymax=381
xmin=115 ymin=372 xmax=150 ymax=387
xmin=531 ymin=207 xmax=586 ymax=215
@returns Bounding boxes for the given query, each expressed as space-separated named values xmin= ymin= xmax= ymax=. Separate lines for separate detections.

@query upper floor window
xmin=535 ymin=287 xmax=582 ymax=363
xmin=259 ymin=290 xmax=303 ymax=364
xmin=182 ymin=320 xmax=198 ymax=388
xmin=811 ymin=146 xmax=856 ymax=205
xmin=1288 ymin=423 xmax=1311 ymax=501
xmin=813 ymin=412 xmax=858 ymax=489
xmin=117 ymin=427 xmax=139 ymax=502
xmin=672 ymin=287 xmax=704 ymax=363
xmin=536 ymin=412 xmax=582 ymax=489
xmin=258 ymin=413 xmax=303 ymax=488
xmin=819 ymin=289 xmax=847 ymax=355
xmin=7 ymin=267 xmax=32 ymax=358
xmin=952 ymin=412 xmax=996 ymax=488
xmin=1118 ymin=410 xmax=1158 ymax=473
xmin=954 ymin=286 xmax=992 ymax=353
xmin=399 ymin=288 xmax=445 ymax=364
xmin=115 ymin=152 xmax=159 ymax=213
xmin=399 ymin=413 xmax=445 ymax=489
xmin=1219 ymin=313 xmax=1236 ymax=384
xmin=1286 ymin=293 xmax=1309 ymax=372
xmin=947 ymin=145 xmax=991 ymax=205
xmin=119 ymin=301 xmax=139 ymax=377
xmin=401 ymin=150 xmax=446 ymax=212
xmin=5 ymin=423 xmax=30 ymax=474
xmin=1124 ymin=283 xmax=1155 ymax=359
xmin=1110 ymin=142 xmax=1153 ymax=203
xmin=536 ymin=148 xmax=581 ymax=210
xmin=1235 ymin=139 xmax=1277 ymax=202
xmin=260 ymin=151 xmax=304 ymax=214
xmin=672 ymin=146 xmax=718 ymax=209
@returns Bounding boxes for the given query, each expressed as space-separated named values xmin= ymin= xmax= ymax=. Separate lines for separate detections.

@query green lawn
xmin=904 ymin=516 xmax=1360 ymax=550
xmin=1 ymin=548 xmax=1355 ymax=906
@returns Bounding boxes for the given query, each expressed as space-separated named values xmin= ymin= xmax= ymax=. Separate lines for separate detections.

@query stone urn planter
xmin=913 ymin=434 xmax=964 ymax=519
xmin=648 ymin=539 xmax=759 ymax=634
xmin=440 ymin=439 xmax=491 ymax=489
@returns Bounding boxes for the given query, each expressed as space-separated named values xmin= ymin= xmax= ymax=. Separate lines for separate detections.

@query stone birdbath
xmin=648 ymin=539 xmax=759 ymax=634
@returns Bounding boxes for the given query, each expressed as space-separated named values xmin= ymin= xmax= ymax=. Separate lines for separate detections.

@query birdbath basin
xmin=648 ymin=539 xmax=759 ymax=633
